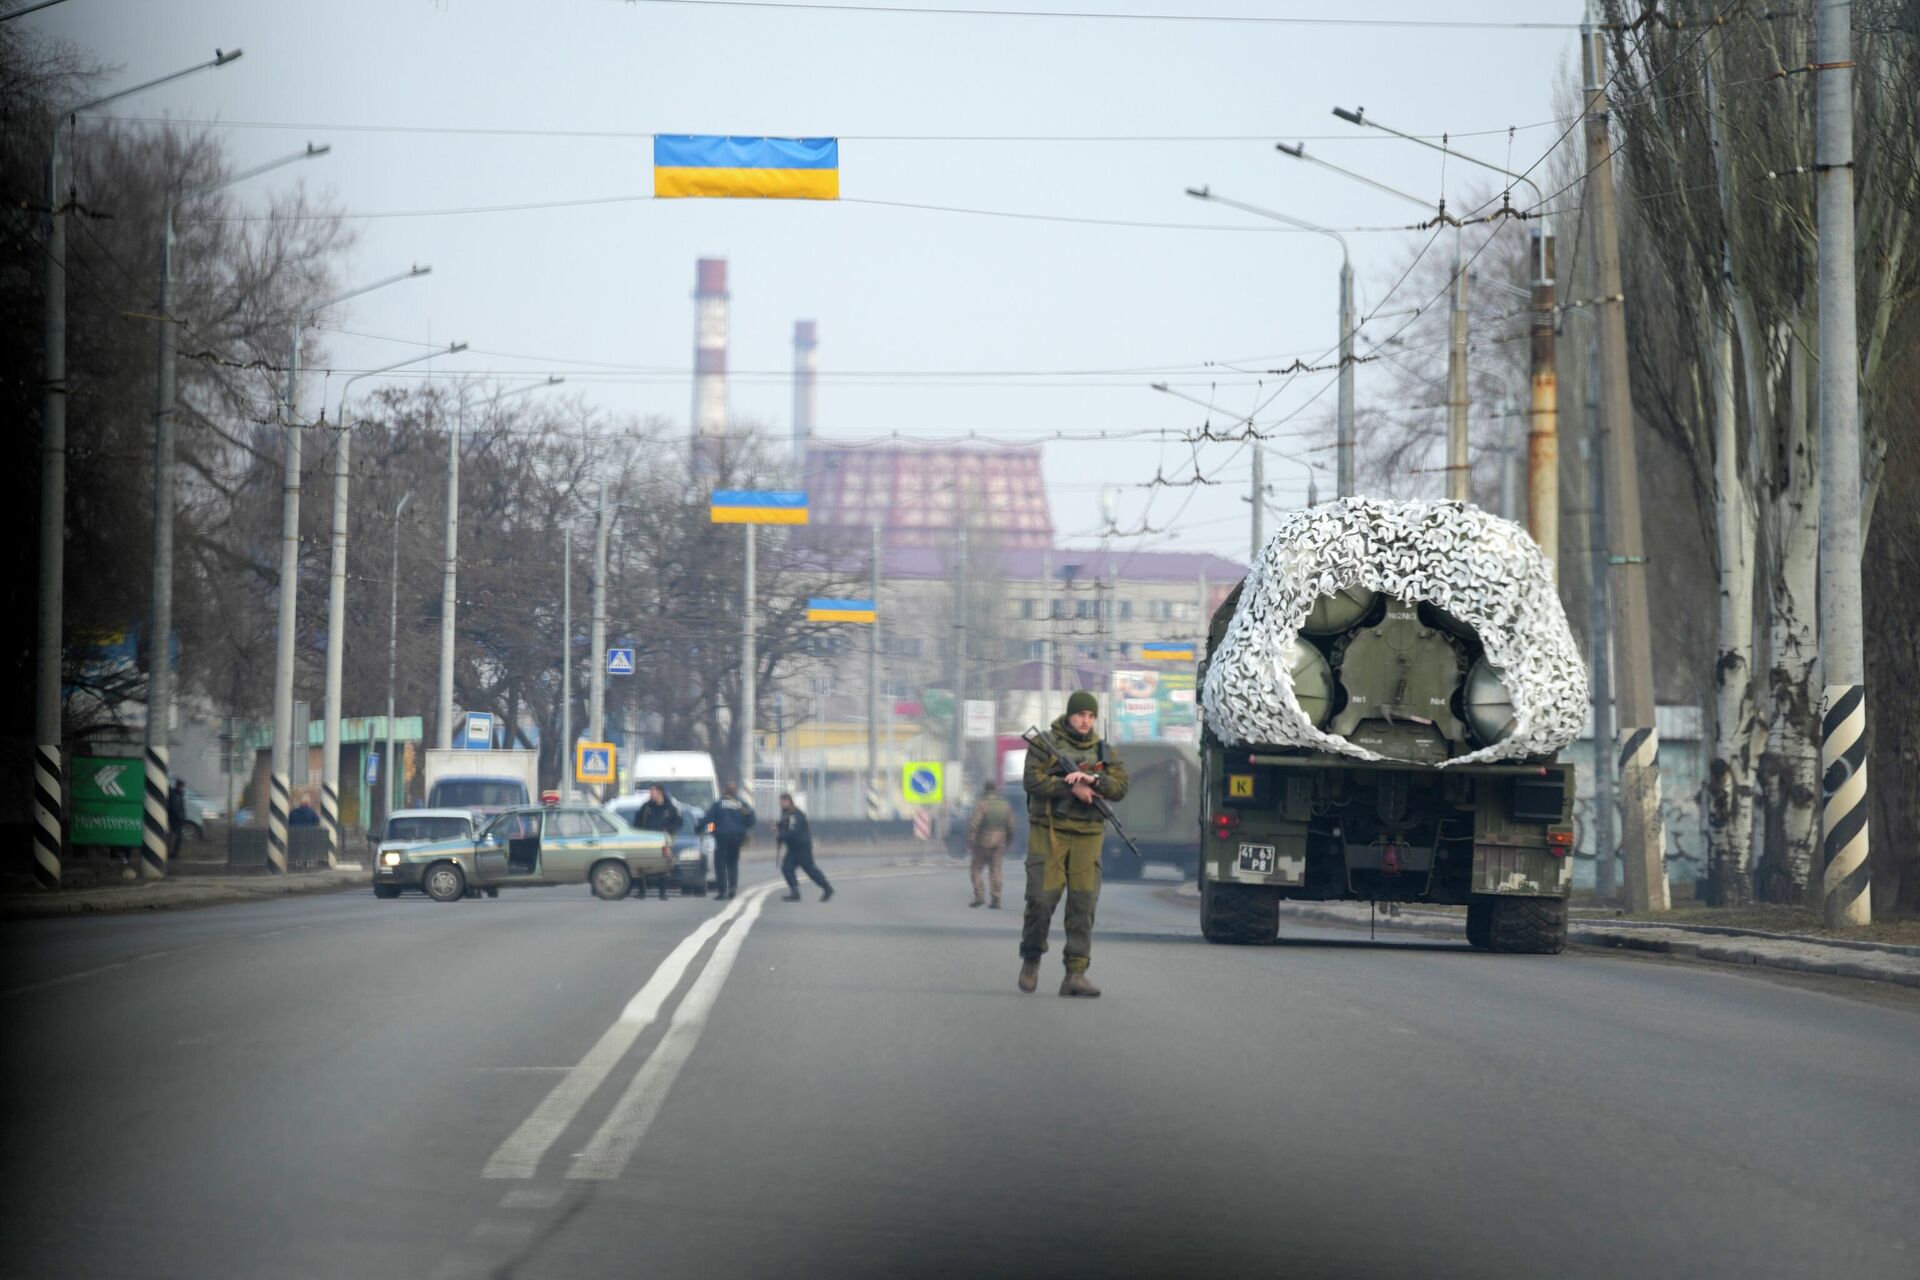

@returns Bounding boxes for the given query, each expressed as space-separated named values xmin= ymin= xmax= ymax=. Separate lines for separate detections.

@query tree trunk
xmin=1707 ymin=312 xmax=1759 ymax=905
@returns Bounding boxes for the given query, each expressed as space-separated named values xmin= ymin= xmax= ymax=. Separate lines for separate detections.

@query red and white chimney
xmin=792 ymin=319 xmax=817 ymax=459
xmin=692 ymin=258 xmax=729 ymax=448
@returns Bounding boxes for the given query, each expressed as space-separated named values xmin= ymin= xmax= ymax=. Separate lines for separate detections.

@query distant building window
xmin=1119 ymin=601 xmax=1133 ymax=622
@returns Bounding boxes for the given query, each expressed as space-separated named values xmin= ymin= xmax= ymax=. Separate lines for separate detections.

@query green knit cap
xmin=1066 ymin=690 xmax=1099 ymax=716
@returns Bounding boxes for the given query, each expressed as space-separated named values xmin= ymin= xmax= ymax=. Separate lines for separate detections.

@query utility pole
xmin=1815 ymin=0 xmax=1869 ymax=927
xmin=1338 ymin=259 xmax=1357 ymax=498
xmin=867 ymin=523 xmax=880 ymax=805
xmin=1499 ymin=386 xmax=1519 ymax=521
xmin=142 ymin=194 xmax=181 ymax=883
xmin=268 ymin=318 xmax=305 ymax=876
xmin=1584 ymin=341 xmax=1618 ymax=901
xmin=561 ymin=524 xmax=573 ymax=799
xmin=1040 ymin=552 xmax=1055 ymax=721
xmin=740 ymin=523 xmax=756 ymax=790
xmin=1583 ymin=23 xmax=1669 ymax=912
xmin=589 ymin=483 xmax=609 ymax=801
xmin=384 ymin=492 xmax=413 ymax=825
xmin=952 ymin=520 xmax=969 ymax=779
xmin=1447 ymin=232 xmax=1471 ymax=502
xmin=438 ymin=392 xmax=462 ymax=751
xmin=1528 ymin=227 xmax=1559 ymax=569
xmin=1250 ymin=444 xmax=1266 ymax=558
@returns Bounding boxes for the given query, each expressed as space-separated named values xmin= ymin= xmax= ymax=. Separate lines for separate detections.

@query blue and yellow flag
xmin=807 ymin=598 xmax=877 ymax=624
xmin=710 ymin=489 xmax=810 ymax=525
xmin=1140 ymin=642 xmax=1196 ymax=662
xmin=654 ymin=135 xmax=839 ymax=200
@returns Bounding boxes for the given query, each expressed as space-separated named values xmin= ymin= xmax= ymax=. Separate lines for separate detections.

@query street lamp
xmin=321 ymin=342 xmax=467 ymax=865
xmin=384 ymin=491 xmax=416 ymax=828
xmin=142 ymin=140 xmax=328 ymax=880
xmin=438 ymin=375 xmax=565 ymax=756
xmin=267 ymin=263 xmax=432 ymax=875
xmin=33 ymin=46 xmax=242 ymax=890
xmin=1331 ymin=106 xmax=1559 ymax=567
xmin=1186 ymin=186 xmax=1356 ymax=500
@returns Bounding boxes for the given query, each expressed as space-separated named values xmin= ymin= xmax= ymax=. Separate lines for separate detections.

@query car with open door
xmin=380 ymin=803 xmax=672 ymax=903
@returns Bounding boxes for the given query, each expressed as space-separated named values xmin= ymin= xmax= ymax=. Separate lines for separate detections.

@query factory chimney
xmin=692 ymin=258 xmax=729 ymax=470
xmin=792 ymin=319 xmax=817 ymax=461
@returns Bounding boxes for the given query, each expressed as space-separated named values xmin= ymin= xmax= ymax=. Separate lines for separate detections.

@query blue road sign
xmin=463 ymin=712 xmax=494 ymax=750
xmin=607 ymin=648 xmax=635 ymax=675
xmin=366 ymin=752 xmax=380 ymax=785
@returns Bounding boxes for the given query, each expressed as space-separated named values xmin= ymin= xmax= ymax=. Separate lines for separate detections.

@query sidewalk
xmin=1 ymin=866 xmax=370 ymax=920
xmin=1170 ymin=883 xmax=1920 ymax=990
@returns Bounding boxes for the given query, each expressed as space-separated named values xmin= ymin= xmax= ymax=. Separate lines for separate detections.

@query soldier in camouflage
xmin=965 ymin=779 xmax=1014 ymax=909
xmin=1020 ymin=690 xmax=1129 ymax=998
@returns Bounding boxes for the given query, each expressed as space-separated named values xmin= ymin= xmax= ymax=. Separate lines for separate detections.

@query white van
xmin=628 ymin=751 xmax=722 ymax=815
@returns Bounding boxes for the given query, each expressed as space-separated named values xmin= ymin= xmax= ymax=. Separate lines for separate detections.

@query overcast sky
xmin=39 ymin=0 xmax=1583 ymax=563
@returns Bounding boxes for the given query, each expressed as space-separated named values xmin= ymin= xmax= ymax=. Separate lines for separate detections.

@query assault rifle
xmin=1021 ymin=726 xmax=1146 ymax=861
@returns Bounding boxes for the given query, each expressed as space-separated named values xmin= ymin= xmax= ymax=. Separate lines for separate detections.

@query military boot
xmin=1059 ymin=972 xmax=1101 ymax=999
xmin=1017 ymin=959 xmax=1039 ymax=993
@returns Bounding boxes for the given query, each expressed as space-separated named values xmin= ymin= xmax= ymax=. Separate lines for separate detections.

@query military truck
xmin=1197 ymin=580 xmax=1576 ymax=953
xmin=1101 ymin=740 xmax=1202 ymax=880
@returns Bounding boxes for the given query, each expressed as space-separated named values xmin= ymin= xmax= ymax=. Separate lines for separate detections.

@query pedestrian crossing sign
xmin=606 ymin=648 xmax=634 ymax=675
xmin=576 ymin=741 xmax=616 ymax=785
xmin=901 ymin=761 xmax=944 ymax=806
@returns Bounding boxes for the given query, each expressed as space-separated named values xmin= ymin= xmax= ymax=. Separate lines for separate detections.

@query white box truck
xmin=422 ymin=748 xmax=539 ymax=818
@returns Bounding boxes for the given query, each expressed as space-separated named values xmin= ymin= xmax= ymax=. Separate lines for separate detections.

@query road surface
xmin=3 ymin=860 xmax=1916 ymax=1278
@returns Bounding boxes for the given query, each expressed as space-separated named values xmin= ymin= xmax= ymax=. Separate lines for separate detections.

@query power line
xmin=616 ymin=0 xmax=1589 ymax=31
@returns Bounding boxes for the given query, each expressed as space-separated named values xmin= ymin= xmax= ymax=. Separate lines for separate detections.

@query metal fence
xmin=226 ymin=826 xmax=335 ymax=871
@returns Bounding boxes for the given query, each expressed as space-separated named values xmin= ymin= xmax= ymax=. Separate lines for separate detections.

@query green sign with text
xmin=71 ymin=756 xmax=144 ymax=847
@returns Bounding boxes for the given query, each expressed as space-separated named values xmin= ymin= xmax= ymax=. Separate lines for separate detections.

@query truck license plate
xmin=1237 ymin=843 xmax=1277 ymax=875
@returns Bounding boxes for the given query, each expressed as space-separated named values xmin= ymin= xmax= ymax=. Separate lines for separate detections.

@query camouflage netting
xmin=1200 ymin=498 xmax=1588 ymax=765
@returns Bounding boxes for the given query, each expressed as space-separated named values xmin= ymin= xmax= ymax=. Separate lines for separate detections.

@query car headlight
xmin=380 ymin=849 xmax=403 ymax=867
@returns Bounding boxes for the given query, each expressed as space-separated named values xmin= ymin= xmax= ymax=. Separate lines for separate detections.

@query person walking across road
xmin=632 ymin=785 xmax=679 ymax=900
xmin=1020 ymin=691 xmax=1128 ymax=998
xmin=701 ymin=782 xmax=756 ymax=900
xmin=965 ymin=779 xmax=1014 ymax=909
xmin=775 ymin=792 xmax=833 ymax=903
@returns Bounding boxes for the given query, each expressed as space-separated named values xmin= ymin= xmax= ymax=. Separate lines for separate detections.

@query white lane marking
xmin=567 ymin=891 xmax=769 ymax=1181
xmin=497 ymin=1187 xmax=564 ymax=1210
xmin=481 ymin=887 xmax=769 ymax=1179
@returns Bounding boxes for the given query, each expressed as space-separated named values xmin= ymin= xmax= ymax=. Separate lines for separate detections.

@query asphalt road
xmin=3 ymin=858 xmax=1916 ymax=1279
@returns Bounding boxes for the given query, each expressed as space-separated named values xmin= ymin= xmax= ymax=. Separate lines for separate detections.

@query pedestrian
xmin=965 ymin=779 xmax=1013 ymax=909
xmin=700 ymin=781 xmax=756 ymax=900
xmin=289 ymin=799 xmax=320 ymax=827
xmin=1019 ymin=691 xmax=1128 ymax=998
xmin=166 ymin=781 xmax=189 ymax=860
xmin=775 ymin=792 xmax=833 ymax=902
xmin=632 ymin=785 xmax=679 ymax=900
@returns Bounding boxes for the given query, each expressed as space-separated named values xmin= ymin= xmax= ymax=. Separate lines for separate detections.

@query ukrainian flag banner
xmin=654 ymin=135 xmax=839 ymax=200
xmin=1141 ymin=642 xmax=1196 ymax=663
xmin=808 ymin=598 xmax=877 ymax=624
xmin=710 ymin=490 xmax=810 ymax=525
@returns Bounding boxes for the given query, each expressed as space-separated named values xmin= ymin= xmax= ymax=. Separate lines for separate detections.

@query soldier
xmin=965 ymin=779 xmax=1014 ymax=909
xmin=1020 ymin=690 xmax=1128 ymax=998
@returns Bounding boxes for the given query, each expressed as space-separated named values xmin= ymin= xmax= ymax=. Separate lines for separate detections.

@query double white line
xmin=483 ymin=884 xmax=772 ymax=1182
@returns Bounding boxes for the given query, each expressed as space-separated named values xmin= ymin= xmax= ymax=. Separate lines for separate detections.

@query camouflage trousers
xmin=969 ymin=844 xmax=1004 ymax=903
xmin=1019 ymin=825 xmax=1102 ymax=973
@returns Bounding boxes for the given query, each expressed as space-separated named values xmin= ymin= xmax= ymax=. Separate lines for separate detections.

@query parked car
xmin=375 ymin=803 xmax=673 ymax=903
xmin=605 ymin=793 xmax=713 ymax=896
xmin=369 ymin=809 xmax=480 ymax=896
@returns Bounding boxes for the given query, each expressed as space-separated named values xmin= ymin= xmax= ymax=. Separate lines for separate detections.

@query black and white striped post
xmin=33 ymin=744 xmax=62 ymax=890
xmin=320 ymin=780 xmax=340 ymax=869
xmin=141 ymin=745 xmax=170 ymax=880
xmin=267 ymin=771 xmax=290 ymax=875
xmin=1819 ymin=686 xmax=1869 ymax=922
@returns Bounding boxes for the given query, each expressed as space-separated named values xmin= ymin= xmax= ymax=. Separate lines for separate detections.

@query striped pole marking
xmin=32 ymin=743 xmax=62 ymax=890
xmin=1819 ymin=684 xmax=1869 ymax=925
xmin=1616 ymin=725 xmax=1671 ymax=911
xmin=320 ymin=780 xmax=340 ymax=869
xmin=865 ymin=778 xmax=883 ymax=821
xmin=140 ymin=745 xmax=170 ymax=880
xmin=267 ymin=771 xmax=290 ymax=875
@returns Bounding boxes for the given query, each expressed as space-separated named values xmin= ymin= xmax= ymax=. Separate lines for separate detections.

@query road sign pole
xmin=742 ymin=523 xmax=756 ymax=792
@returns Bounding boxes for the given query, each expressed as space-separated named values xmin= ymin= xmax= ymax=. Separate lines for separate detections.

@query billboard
xmin=1108 ymin=668 xmax=1198 ymax=744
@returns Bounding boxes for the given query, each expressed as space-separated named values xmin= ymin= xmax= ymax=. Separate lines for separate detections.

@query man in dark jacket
xmin=775 ymin=792 xmax=833 ymax=902
xmin=631 ymin=785 xmax=679 ymax=899
xmin=700 ymin=782 xmax=756 ymax=900
xmin=1020 ymin=691 xmax=1128 ymax=998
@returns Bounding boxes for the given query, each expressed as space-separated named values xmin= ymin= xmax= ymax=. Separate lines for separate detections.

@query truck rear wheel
xmin=1200 ymin=879 xmax=1278 ymax=945
xmin=1486 ymin=896 xmax=1568 ymax=954
xmin=1104 ymin=846 xmax=1144 ymax=882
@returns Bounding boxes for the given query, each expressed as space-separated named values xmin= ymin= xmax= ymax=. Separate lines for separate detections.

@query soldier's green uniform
xmin=1021 ymin=700 xmax=1128 ymax=983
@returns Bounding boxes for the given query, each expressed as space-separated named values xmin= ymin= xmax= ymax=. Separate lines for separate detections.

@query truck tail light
xmin=1212 ymin=812 xmax=1238 ymax=841
xmin=1546 ymin=829 xmax=1574 ymax=858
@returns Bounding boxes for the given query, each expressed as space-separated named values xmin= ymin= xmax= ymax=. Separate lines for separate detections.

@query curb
xmin=1168 ymin=882 xmax=1920 ymax=989
xmin=0 ymin=870 xmax=371 ymax=920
